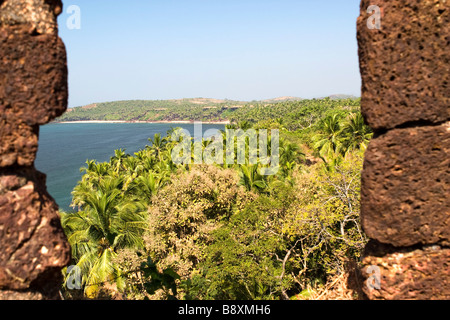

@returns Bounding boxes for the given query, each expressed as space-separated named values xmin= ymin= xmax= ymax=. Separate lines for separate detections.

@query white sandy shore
xmin=57 ymin=120 xmax=231 ymax=125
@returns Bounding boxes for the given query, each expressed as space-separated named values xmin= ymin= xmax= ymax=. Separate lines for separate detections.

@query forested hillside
xmin=58 ymin=98 xmax=247 ymax=122
xmin=60 ymin=97 xmax=372 ymax=300
xmin=57 ymin=97 xmax=359 ymax=124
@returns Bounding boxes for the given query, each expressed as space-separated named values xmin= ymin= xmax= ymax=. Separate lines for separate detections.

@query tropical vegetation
xmin=60 ymin=97 xmax=372 ymax=300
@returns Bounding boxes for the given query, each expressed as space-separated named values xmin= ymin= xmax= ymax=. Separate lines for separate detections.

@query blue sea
xmin=35 ymin=123 xmax=224 ymax=212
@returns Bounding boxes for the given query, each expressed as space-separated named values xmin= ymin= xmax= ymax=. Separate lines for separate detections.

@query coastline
xmin=55 ymin=120 xmax=231 ymax=125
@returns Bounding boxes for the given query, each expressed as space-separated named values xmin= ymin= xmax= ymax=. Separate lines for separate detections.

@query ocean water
xmin=35 ymin=123 xmax=224 ymax=212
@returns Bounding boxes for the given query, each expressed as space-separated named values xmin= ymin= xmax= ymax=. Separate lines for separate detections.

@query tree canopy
xmin=60 ymin=98 xmax=371 ymax=300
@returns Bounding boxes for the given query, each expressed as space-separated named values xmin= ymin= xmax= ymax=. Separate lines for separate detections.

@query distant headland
xmin=56 ymin=95 xmax=359 ymax=124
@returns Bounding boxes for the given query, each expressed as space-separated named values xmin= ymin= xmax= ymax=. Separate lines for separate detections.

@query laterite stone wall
xmin=0 ymin=0 xmax=70 ymax=300
xmin=358 ymin=0 xmax=449 ymax=299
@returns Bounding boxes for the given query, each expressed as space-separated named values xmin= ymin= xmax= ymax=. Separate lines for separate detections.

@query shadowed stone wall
xmin=0 ymin=0 xmax=70 ymax=300
xmin=358 ymin=0 xmax=449 ymax=299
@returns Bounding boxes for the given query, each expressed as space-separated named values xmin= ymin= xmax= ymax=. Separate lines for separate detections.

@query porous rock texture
xmin=361 ymin=123 xmax=450 ymax=247
xmin=0 ymin=0 xmax=62 ymax=35
xmin=358 ymin=0 xmax=450 ymax=300
xmin=358 ymin=0 xmax=449 ymax=131
xmin=362 ymin=243 xmax=450 ymax=300
xmin=0 ymin=29 xmax=68 ymax=167
xmin=0 ymin=0 xmax=70 ymax=300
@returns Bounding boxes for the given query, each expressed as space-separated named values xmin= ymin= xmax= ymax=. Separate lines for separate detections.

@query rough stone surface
xmin=0 ymin=289 xmax=44 ymax=300
xmin=0 ymin=26 xmax=68 ymax=167
xmin=0 ymin=27 xmax=68 ymax=124
xmin=0 ymin=0 xmax=62 ymax=35
xmin=361 ymin=122 xmax=450 ymax=247
xmin=0 ymin=0 xmax=70 ymax=299
xmin=0 ymin=168 xmax=70 ymax=293
xmin=361 ymin=244 xmax=450 ymax=300
xmin=358 ymin=0 xmax=450 ymax=300
xmin=0 ymin=122 xmax=39 ymax=167
xmin=357 ymin=0 xmax=450 ymax=131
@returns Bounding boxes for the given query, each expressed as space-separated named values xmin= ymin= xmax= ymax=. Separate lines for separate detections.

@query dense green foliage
xmin=60 ymin=98 xmax=372 ymax=300
xmin=56 ymin=97 xmax=360 ymax=125
xmin=57 ymin=98 xmax=247 ymax=122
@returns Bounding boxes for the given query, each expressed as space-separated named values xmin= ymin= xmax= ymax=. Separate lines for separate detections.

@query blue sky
xmin=58 ymin=0 xmax=362 ymax=108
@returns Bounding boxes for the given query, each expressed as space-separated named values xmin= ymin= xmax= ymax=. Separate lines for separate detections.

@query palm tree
xmin=280 ymin=160 xmax=297 ymax=182
xmin=148 ymin=133 xmax=167 ymax=162
xmin=340 ymin=113 xmax=373 ymax=153
xmin=62 ymin=176 xmax=147 ymax=298
xmin=225 ymin=124 xmax=238 ymax=130
xmin=134 ymin=171 xmax=168 ymax=199
xmin=275 ymin=118 xmax=287 ymax=130
xmin=238 ymin=120 xmax=253 ymax=130
xmin=238 ymin=164 xmax=267 ymax=192
xmin=280 ymin=141 xmax=304 ymax=166
xmin=134 ymin=150 xmax=157 ymax=172
xmin=312 ymin=114 xmax=344 ymax=158
xmin=110 ymin=149 xmax=127 ymax=172
xmin=122 ymin=156 xmax=139 ymax=172
xmin=81 ymin=160 xmax=111 ymax=180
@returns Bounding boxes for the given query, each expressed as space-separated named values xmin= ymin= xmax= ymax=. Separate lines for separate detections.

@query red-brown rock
xmin=0 ymin=25 xmax=68 ymax=167
xmin=357 ymin=0 xmax=450 ymax=130
xmin=0 ymin=27 xmax=68 ymax=125
xmin=0 ymin=0 xmax=63 ymax=35
xmin=0 ymin=0 xmax=70 ymax=299
xmin=0 ymin=169 xmax=70 ymax=295
xmin=361 ymin=122 xmax=450 ymax=247
xmin=361 ymin=246 xmax=450 ymax=300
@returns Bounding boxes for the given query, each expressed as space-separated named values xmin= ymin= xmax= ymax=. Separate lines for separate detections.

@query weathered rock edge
xmin=0 ymin=0 xmax=70 ymax=300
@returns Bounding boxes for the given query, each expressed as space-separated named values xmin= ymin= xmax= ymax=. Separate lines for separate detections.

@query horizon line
xmin=68 ymin=94 xmax=361 ymax=109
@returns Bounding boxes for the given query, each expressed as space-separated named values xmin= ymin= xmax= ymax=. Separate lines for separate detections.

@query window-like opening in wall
xmin=35 ymin=1 xmax=370 ymax=300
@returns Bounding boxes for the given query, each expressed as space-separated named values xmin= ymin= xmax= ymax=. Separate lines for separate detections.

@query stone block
xmin=0 ymin=169 xmax=70 ymax=293
xmin=361 ymin=122 xmax=450 ymax=247
xmin=361 ymin=246 xmax=450 ymax=300
xmin=357 ymin=0 xmax=450 ymax=130
xmin=0 ymin=26 xmax=68 ymax=167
